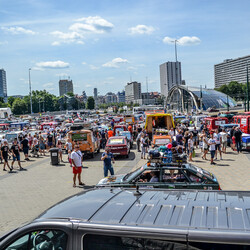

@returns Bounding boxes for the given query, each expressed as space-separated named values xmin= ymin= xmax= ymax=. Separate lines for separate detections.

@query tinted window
xmin=83 ymin=234 xmax=190 ymax=250
xmin=4 ymin=229 xmax=67 ymax=250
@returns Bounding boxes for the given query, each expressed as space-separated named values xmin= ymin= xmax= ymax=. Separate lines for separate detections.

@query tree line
xmin=215 ymin=81 xmax=249 ymax=101
xmin=5 ymin=90 xmax=96 ymax=115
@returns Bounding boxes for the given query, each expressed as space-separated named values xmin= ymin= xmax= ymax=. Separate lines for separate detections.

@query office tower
xmin=125 ymin=81 xmax=141 ymax=104
xmin=214 ymin=55 xmax=250 ymax=88
xmin=59 ymin=79 xmax=73 ymax=96
xmin=0 ymin=69 xmax=7 ymax=101
xmin=160 ymin=62 xmax=182 ymax=97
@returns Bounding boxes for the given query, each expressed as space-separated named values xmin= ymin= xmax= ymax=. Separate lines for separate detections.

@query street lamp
xmin=29 ymin=68 xmax=33 ymax=114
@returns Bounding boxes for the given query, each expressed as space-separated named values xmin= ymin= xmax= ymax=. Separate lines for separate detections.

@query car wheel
xmin=91 ymin=152 xmax=94 ymax=158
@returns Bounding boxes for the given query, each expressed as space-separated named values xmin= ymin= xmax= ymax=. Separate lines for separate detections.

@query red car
xmin=106 ymin=136 xmax=130 ymax=158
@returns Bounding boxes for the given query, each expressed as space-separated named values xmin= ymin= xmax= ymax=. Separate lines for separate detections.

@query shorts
xmin=39 ymin=144 xmax=45 ymax=150
xmin=58 ymin=148 xmax=62 ymax=152
xmin=193 ymin=136 xmax=198 ymax=142
xmin=188 ymin=147 xmax=194 ymax=154
xmin=210 ymin=150 xmax=215 ymax=159
xmin=23 ymin=147 xmax=29 ymax=155
xmin=13 ymin=154 xmax=20 ymax=161
xmin=3 ymin=156 xmax=8 ymax=162
xmin=48 ymin=142 xmax=53 ymax=147
xmin=215 ymin=144 xmax=221 ymax=151
xmin=73 ymin=166 xmax=82 ymax=174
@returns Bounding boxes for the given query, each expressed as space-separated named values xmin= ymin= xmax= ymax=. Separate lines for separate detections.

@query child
xmin=68 ymin=149 xmax=72 ymax=167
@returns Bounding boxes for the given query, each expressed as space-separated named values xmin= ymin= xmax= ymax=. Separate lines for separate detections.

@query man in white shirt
xmin=219 ymin=128 xmax=228 ymax=153
xmin=208 ymin=133 xmax=216 ymax=165
xmin=213 ymin=129 xmax=222 ymax=160
xmin=71 ymin=145 xmax=84 ymax=187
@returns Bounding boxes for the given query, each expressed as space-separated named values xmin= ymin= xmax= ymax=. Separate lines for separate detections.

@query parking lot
xmin=0 ymin=146 xmax=250 ymax=235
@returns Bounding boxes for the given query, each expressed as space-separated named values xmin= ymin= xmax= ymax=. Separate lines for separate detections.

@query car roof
xmin=36 ymin=188 xmax=250 ymax=234
xmin=109 ymin=136 xmax=126 ymax=139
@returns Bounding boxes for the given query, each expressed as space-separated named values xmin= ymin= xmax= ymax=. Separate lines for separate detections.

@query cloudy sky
xmin=0 ymin=0 xmax=249 ymax=97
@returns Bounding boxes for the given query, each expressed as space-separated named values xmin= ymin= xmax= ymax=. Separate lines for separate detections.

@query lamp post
xmin=29 ymin=68 xmax=33 ymax=114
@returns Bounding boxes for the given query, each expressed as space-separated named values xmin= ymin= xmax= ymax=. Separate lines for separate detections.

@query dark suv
xmin=1 ymin=188 xmax=250 ymax=249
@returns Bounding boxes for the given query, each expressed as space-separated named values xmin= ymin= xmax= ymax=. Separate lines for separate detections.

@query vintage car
xmin=68 ymin=128 xmax=100 ymax=158
xmin=105 ymin=136 xmax=130 ymax=158
xmin=97 ymin=162 xmax=220 ymax=190
xmin=117 ymin=131 xmax=133 ymax=148
xmin=151 ymin=135 xmax=172 ymax=148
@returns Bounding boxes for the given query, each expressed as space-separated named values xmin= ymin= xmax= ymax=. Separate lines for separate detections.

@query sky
xmin=0 ymin=0 xmax=250 ymax=97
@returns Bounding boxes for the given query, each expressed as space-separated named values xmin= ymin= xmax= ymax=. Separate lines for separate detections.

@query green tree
xmin=66 ymin=92 xmax=74 ymax=97
xmin=8 ymin=96 xmax=15 ymax=107
xmin=86 ymin=96 xmax=95 ymax=110
xmin=12 ymin=98 xmax=28 ymax=115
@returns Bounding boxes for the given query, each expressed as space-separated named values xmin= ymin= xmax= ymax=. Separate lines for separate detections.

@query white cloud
xmin=82 ymin=62 xmax=87 ymax=65
xmin=50 ymin=31 xmax=84 ymax=45
xmin=0 ymin=41 xmax=8 ymax=45
xmin=129 ymin=25 xmax=155 ymax=35
xmin=102 ymin=57 xmax=129 ymax=68
xmin=85 ymin=84 xmax=92 ymax=88
xmin=71 ymin=16 xmax=114 ymax=34
xmin=163 ymin=36 xmax=201 ymax=46
xmin=35 ymin=60 xmax=69 ymax=69
xmin=89 ymin=65 xmax=99 ymax=70
xmin=43 ymin=82 xmax=54 ymax=87
xmin=1 ymin=26 xmax=36 ymax=35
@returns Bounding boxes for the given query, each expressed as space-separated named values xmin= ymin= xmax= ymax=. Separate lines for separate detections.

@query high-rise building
xmin=59 ymin=79 xmax=73 ymax=96
xmin=160 ymin=62 xmax=182 ymax=97
xmin=0 ymin=69 xmax=7 ymax=101
xmin=214 ymin=55 xmax=250 ymax=88
xmin=125 ymin=81 xmax=141 ymax=104
xmin=94 ymin=88 xmax=98 ymax=99
xmin=117 ymin=91 xmax=125 ymax=103
xmin=105 ymin=92 xmax=117 ymax=104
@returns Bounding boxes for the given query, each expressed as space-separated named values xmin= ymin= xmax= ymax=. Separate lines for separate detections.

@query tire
xmin=91 ymin=152 xmax=94 ymax=158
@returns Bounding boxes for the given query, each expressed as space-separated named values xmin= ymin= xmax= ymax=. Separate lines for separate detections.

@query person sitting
xmin=149 ymin=171 xmax=159 ymax=182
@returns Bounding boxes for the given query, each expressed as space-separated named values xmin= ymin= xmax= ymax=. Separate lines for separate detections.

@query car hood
xmin=97 ymin=174 xmax=125 ymax=185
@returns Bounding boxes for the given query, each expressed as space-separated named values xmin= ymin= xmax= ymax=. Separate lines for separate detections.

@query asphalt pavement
xmin=0 ymin=146 xmax=250 ymax=235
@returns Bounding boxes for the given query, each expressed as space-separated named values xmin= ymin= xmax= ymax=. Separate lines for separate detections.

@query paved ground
xmin=0 ymin=146 xmax=249 ymax=235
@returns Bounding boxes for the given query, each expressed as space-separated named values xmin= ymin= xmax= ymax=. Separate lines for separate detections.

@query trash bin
xmin=50 ymin=148 xmax=59 ymax=165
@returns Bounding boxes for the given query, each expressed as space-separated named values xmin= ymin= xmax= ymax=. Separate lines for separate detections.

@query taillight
xmin=218 ymin=185 xmax=222 ymax=190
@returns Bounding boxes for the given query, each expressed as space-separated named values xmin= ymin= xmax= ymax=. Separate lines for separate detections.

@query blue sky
xmin=0 ymin=0 xmax=249 ymax=97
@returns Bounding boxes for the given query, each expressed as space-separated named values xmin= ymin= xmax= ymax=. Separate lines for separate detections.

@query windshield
xmin=71 ymin=133 xmax=88 ymax=141
xmin=5 ymin=134 xmax=18 ymax=141
xmin=155 ymin=138 xmax=170 ymax=145
xmin=119 ymin=132 xmax=131 ymax=139
xmin=108 ymin=138 xmax=125 ymax=144
xmin=123 ymin=165 xmax=146 ymax=181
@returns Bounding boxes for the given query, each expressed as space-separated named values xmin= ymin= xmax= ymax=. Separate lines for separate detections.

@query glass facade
xmin=187 ymin=86 xmax=237 ymax=110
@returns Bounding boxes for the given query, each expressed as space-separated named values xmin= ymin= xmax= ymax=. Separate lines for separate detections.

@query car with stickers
xmin=97 ymin=162 xmax=221 ymax=190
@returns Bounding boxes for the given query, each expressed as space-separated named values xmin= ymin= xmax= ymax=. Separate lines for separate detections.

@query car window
xmin=83 ymin=234 xmax=191 ymax=249
xmin=4 ymin=229 xmax=67 ymax=250
xmin=162 ymin=169 xmax=188 ymax=183
xmin=108 ymin=138 xmax=124 ymax=144
xmin=183 ymin=170 xmax=203 ymax=183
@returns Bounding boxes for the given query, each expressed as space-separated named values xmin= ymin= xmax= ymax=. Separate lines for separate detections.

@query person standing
xmin=136 ymin=131 xmax=142 ymax=152
xmin=208 ymin=133 xmax=216 ymax=165
xmin=233 ymin=127 xmax=242 ymax=153
xmin=200 ymin=130 xmax=209 ymax=160
xmin=65 ymin=138 xmax=73 ymax=154
xmin=56 ymin=139 xmax=63 ymax=162
xmin=140 ymin=134 xmax=147 ymax=159
xmin=47 ymin=132 xmax=54 ymax=149
xmin=188 ymin=134 xmax=194 ymax=162
xmin=11 ymin=138 xmax=24 ymax=170
xmin=101 ymin=148 xmax=115 ymax=177
xmin=21 ymin=134 xmax=30 ymax=161
xmin=220 ymin=128 xmax=228 ymax=154
xmin=192 ymin=127 xmax=199 ymax=149
xmin=214 ymin=129 xmax=222 ymax=160
xmin=1 ymin=141 xmax=12 ymax=172
xmin=71 ymin=145 xmax=84 ymax=187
